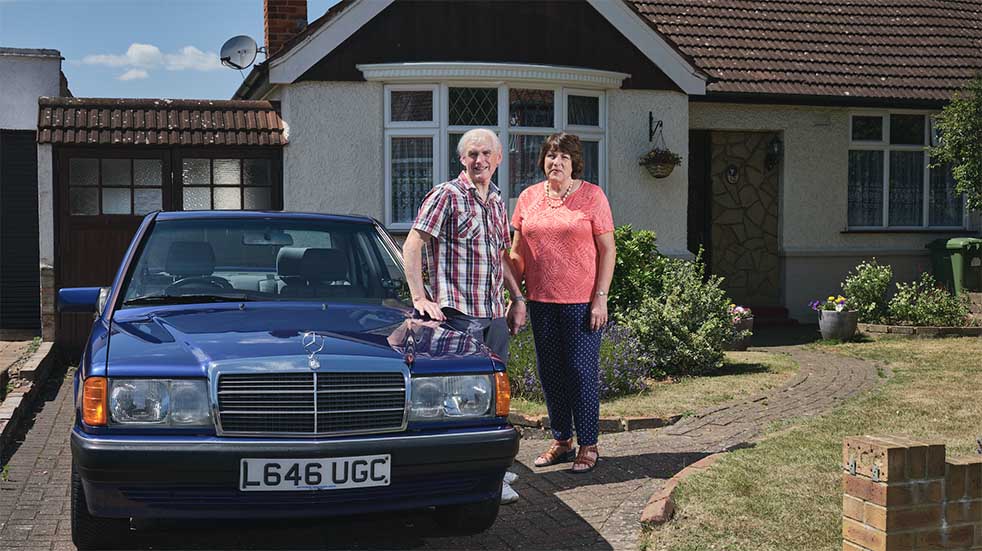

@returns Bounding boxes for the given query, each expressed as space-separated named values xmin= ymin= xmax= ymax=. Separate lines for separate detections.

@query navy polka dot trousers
xmin=528 ymin=301 xmax=602 ymax=446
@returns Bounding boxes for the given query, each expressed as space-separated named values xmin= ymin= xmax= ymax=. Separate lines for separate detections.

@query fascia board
xmin=269 ymin=0 xmax=395 ymax=84
xmin=588 ymin=0 xmax=706 ymax=95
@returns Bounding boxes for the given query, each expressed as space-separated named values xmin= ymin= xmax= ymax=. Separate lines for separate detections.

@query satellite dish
xmin=220 ymin=35 xmax=258 ymax=70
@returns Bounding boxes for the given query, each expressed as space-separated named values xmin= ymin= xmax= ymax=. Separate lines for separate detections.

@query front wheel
xmin=72 ymin=463 xmax=132 ymax=550
xmin=433 ymin=483 xmax=502 ymax=535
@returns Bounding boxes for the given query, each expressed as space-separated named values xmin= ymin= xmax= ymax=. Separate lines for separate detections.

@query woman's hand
xmin=589 ymin=295 xmax=608 ymax=331
xmin=507 ymin=300 xmax=527 ymax=335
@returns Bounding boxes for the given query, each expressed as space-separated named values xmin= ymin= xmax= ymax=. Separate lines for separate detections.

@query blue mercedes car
xmin=59 ymin=211 xmax=518 ymax=550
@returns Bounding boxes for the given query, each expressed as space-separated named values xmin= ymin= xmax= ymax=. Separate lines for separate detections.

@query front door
xmin=707 ymin=131 xmax=781 ymax=307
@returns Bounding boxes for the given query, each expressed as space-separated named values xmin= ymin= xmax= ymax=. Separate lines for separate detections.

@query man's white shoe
xmin=500 ymin=480 xmax=519 ymax=505
xmin=503 ymin=471 xmax=519 ymax=484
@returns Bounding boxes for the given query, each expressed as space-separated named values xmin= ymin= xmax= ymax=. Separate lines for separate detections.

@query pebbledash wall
xmin=276 ymin=81 xmax=691 ymax=257
xmin=690 ymin=102 xmax=981 ymax=322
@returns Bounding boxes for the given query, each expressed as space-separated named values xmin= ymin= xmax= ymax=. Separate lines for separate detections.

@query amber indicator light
xmin=82 ymin=377 xmax=108 ymax=426
xmin=494 ymin=372 xmax=511 ymax=417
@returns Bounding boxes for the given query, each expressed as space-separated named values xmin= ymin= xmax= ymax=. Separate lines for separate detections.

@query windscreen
xmin=119 ymin=218 xmax=409 ymax=307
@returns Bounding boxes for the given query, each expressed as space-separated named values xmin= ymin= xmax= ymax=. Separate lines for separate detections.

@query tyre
xmin=433 ymin=482 xmax=502 ymax=535
xmin=71 ymin=463 xmax=132 ymax=550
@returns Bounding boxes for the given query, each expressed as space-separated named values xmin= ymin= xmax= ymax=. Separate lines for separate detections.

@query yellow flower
xmin=828 ymin=296 xmax=835 ymax=301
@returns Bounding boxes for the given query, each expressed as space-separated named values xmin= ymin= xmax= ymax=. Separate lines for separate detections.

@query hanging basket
xmin=643 ymin=162 xmax=676 ymax=179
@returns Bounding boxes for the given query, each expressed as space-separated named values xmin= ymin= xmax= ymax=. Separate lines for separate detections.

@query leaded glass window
xmin=391 ymin=90 xmax=434 ymax=122
xmin=449 ymin=88 xmax=497 ymax=126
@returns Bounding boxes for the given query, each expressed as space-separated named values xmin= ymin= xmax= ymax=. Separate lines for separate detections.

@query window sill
xmin=841 ymin=228 xmax=978 ymax=235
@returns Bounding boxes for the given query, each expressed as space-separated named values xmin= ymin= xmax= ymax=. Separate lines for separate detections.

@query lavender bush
xmin=506 ymin=324 xmax=648 ymax=402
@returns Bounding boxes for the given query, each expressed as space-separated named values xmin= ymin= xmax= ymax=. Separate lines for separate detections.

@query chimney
xmin=265 ymin=0 xmax=307 ymax=57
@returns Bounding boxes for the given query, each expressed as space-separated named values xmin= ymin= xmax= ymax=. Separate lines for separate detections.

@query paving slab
xmin=0 ymin=345 xmax=882 ymax=550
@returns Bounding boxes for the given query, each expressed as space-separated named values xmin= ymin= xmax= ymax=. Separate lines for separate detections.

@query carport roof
xmin=37 ymin=97 xmax=286 ymax=146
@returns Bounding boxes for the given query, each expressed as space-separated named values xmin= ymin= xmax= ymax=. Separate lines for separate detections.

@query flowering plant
xmin=729 ymin=304 xmax=753 ymax=322
xmin=809 ymin=295 xmax=849 ymax=312
xmin=638 ymin=147 xmax=683 ymax=167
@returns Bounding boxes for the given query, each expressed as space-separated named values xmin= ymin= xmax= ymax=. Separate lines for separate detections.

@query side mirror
xmin=58 ymin=287 xmax=108 ymax=314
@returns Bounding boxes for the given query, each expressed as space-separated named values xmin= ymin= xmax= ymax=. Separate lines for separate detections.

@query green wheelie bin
xmin=925 ymin=237 xmax=982 ymax=295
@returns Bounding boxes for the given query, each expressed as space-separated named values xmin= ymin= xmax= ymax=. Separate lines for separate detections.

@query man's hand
xmin=507 ymin=300 xmax=527 ymax=335
xmin=413 ymin=297 xmax=446 ymax=321
xmin=589 ymin=295 xmax=608 ymax=332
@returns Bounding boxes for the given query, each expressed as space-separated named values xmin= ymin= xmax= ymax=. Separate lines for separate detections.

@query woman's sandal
xmin=570 ymin=445 xmax=599 ymax=474
xmin=533 ymin=439 xmax=575 ymax=467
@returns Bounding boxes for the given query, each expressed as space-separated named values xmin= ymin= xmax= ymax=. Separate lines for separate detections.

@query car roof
xmin=154 ymin=211 xmax=377 ymax=224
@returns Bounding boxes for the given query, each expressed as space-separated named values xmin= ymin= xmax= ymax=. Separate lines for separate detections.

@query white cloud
xmin=82 ymin=43 xmax=222 ymax=76
xmin=117 ymin=69 xmax=149 ymax=81
xmin=164 ymin=46 xmax=223 ymax=72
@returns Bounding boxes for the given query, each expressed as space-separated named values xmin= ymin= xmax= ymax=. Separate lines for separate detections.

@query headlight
xmin=409 ymin=375 xmax=493 ymax=421
xmin=109 ymin=379 xmax=211 ymax=427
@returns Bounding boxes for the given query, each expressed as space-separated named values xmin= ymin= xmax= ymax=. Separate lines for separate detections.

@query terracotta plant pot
xmin=819 ymin=310 xmax=859 ymax=340
xmin=725 ymin=317 xmax=754 ymax=351
xmin=643 ymin=162 xmax=675 ymax=179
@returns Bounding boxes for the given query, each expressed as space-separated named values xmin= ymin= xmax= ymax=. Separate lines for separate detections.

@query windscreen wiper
xmin=123 ymin=293 xmax=255 ymax=306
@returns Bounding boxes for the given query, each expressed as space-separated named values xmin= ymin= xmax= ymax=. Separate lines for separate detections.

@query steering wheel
xmin=165 ymin=276 xmax=233 ymax=292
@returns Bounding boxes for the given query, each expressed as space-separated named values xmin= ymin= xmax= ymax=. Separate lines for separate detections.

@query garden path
xmin=0 ymin=345 xmax=882 ymax=550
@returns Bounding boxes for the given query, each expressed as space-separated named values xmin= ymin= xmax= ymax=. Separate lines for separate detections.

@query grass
xmin=511 ymin=350 xmax=798 ymax=419
xmin=643 ymin=336 xmax=982 ymax=551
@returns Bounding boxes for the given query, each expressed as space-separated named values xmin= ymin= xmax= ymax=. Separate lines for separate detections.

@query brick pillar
xmin=264 ymin=0 xmax=307 ymax=57
xmin=39 ymin=264 xmax=56 ymax=342
xmin=842 ymin=435 xmax=982 ymax=550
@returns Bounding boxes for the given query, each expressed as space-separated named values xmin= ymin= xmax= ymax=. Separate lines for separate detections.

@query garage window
xmin=68 ymin=158 xmax=163 ymax=216
xmin=181 ymin=158 xmax=273 ymax=210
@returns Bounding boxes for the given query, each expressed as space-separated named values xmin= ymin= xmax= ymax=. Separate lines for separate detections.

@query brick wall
xmin=40 ymin=265 xmax=55 ymax=342
xmin=843 ymin=435 xmax=982 ymax=550
xmin=264 ymin=0 xmax=307 ymax=57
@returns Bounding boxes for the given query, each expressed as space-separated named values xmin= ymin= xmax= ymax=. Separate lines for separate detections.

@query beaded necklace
xmin=544 ymin=180 xmax=576 ymax=208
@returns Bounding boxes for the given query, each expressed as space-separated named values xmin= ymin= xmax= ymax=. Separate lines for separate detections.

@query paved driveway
xmin=0 ymin=346 xmax=879 ymax=550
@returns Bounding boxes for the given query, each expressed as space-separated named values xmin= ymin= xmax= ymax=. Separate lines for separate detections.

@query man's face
xmin=459 ymin=140 xmax=501 ymax=186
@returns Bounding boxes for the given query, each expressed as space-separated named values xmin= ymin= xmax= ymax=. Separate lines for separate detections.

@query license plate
xmin=239 ymin=455 xmax=391 ymax=492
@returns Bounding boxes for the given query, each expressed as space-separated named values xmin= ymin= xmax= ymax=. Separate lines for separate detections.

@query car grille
xmin=216 ymin=372 xmax=407 ymax=436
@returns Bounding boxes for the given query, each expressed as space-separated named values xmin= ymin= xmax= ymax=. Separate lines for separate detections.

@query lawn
xmin=643 ymin=336 xmax=982 ymax=551
xmin=510 ymin=350 xmax=798 ymax=419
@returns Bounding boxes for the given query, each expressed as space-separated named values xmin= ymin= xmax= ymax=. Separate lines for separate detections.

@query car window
xmin=120 ymin=218 xmax=409 ymax=306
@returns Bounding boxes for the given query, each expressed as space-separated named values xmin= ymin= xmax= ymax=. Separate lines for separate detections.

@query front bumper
xmin=72 ymin=425 xmax=519 ymax=519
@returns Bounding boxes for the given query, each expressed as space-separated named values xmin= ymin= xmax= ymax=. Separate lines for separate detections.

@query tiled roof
xmin=628 ymin=0 xmax=982 ymax=103
xmin=37 ymin=97 xmax=286 ymax=146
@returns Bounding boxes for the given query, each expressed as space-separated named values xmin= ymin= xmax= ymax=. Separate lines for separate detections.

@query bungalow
xmin=33 ymin=0 xmax=982 ymax=348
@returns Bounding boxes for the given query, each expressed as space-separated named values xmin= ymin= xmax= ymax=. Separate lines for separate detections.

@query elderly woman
xmin=509 ymin=132 xmax=616 ymax=473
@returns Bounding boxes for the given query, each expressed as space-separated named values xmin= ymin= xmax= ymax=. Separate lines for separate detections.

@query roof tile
xmin=629 ymin=0 xmax=982 ymax=102
xmin=36 ymin=98 xmax=286 ymax=146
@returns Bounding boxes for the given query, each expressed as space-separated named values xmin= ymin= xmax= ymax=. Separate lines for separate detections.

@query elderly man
xmin=402 ymin=128 xmax=526 ymax=504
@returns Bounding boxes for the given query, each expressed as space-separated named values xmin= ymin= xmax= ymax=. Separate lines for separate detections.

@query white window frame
xmin=384 ymin=84 xmax=439 ymax=129
xmin=383 ymin=82 xmax=608 ymax=229
xmin=847 ymin=110 xmax=967 ymax=230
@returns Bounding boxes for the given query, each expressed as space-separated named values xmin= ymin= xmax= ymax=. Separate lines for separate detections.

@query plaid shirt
xmin=411 ymin=172 xmax=509 ymax=319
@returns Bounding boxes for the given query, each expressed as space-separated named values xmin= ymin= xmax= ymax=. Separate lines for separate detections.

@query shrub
xmin=622 ymin=255 xmax=732 ymax=377
xmin=887 ymin=272 xmax=970 ymax=327
xmin=841 ymin=259 xmax=893 ymax=323
xmin=506 ymin=324 xmax=648 ymax=402
xmin=608 ymin=225 xmax=663 ymax=322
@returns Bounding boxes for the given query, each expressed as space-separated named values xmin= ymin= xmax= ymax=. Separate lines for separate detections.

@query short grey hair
xmin=456 ymin=128 xmax=502 ymax=157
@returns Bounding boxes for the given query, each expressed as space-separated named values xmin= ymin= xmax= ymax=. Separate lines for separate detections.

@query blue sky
xmin=0 ymin=0 xmax=340 ymax=99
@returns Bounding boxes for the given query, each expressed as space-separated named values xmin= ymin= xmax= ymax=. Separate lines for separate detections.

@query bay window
xmin=384 ymin=83 xmax=606 ymax=229
xmin=847 ymin=112 xmax=964 ymax=229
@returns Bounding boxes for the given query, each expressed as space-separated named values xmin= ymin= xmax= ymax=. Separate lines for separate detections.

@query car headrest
xmin=276 ymin=247 xmax=305 ymax=278
xmin=301 ymin=248 xmax=348 ymax=283
xmin=165 ymin=241 xmax=215 ymax=278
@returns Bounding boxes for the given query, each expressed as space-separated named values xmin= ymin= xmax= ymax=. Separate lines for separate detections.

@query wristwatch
xmin=512 ymin=295 xmax=527 ymax=303
xmin=595 ymin=290 xmax=608 ymax=297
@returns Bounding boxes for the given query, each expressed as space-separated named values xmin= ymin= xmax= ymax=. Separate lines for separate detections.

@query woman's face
xmin=544 ymin=148 xmax=573 ymax=184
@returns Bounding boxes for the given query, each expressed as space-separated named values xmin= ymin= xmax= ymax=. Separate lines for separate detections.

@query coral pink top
xmin=511 ymin=181 xmax=614 ymax=304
